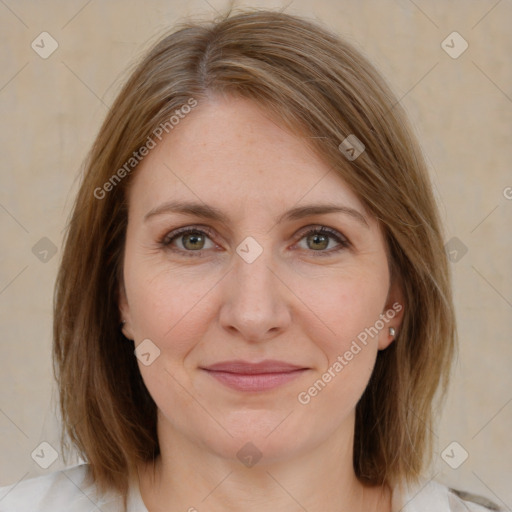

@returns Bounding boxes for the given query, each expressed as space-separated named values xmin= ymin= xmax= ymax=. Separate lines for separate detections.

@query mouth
xmin=200 ymin=360 xmax=309 ymax=392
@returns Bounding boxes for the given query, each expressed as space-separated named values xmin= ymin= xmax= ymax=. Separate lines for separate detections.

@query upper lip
xmin=201 ymin=360 xmax=307 ymax=374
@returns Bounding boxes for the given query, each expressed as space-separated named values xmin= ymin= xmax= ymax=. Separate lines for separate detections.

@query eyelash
xmin=159 ymin=225 xmax=350 ymax=258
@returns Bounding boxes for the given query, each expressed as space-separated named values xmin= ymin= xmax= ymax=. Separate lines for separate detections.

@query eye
xmin=160 ymin=226 xmax=216 ymax=255
xmin=159 ymin=224 xmax=350 ymax=258
xmin=294 ymin=226 xmax=350 ymax=255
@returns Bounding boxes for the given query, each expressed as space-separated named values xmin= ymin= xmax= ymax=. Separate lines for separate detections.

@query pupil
xmin=309 ymin=233 xmax=328 ymax=250
xmin=184 ymin=233 xmax=204 ymax=250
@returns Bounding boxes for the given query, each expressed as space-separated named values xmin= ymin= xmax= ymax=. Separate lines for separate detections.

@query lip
xmin=201 ymin=360 xmax=309 ymax=392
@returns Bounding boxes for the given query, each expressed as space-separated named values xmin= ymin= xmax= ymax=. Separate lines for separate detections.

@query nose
xmin=218 ymin=246 xmax=292 ymax=343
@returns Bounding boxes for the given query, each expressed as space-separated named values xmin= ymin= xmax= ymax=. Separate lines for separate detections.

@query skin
xmin=119 ymin=94 xmax=404 ymax=512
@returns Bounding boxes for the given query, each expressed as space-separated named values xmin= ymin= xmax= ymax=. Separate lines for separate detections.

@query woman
xmin=0 ymin=9 xmax=500 ymax=512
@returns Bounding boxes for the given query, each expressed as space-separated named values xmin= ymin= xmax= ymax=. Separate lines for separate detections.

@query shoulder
xmin=0 ymin=464 xmax=123 ymax=512
xmin=393 ymin=478 xmax=503 ymax=511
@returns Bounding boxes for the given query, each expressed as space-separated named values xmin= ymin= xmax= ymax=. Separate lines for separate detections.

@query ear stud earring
xmin=389 ymin=327 xmax=396 ymax=337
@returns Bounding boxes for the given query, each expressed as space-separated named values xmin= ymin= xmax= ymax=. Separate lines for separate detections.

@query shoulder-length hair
xmin=53 ymin=8 xmax=455 ymax=505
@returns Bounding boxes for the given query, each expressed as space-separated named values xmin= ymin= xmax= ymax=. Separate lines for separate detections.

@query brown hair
xmin=53 ymin=7 xmax=456 ymax=506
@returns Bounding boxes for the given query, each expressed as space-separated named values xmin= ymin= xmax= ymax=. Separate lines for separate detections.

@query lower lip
xmin=202 ymin=369 xmax=308 ymax=392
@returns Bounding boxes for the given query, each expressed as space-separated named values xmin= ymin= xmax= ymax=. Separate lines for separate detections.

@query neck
xmin=137 ymin=415 xmax=391 ymax=512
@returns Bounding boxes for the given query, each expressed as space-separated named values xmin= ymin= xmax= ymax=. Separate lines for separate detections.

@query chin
xmin=194 ymin=410 xmax=329 ymax=468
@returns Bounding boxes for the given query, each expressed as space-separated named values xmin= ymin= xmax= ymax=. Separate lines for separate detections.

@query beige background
xmin=1 ymin=0 xmax=511 ymax=507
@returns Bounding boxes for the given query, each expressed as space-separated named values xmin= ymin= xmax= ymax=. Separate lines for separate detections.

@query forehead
xmin=127 ymin=95 xmax=367 ymax=219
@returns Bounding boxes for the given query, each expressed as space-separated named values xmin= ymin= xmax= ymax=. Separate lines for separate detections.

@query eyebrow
xmin=144 ymin=200 xmax=369 ymax=228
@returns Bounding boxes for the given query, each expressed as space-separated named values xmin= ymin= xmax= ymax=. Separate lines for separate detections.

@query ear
xmin=118 ymin=278 xmax=134 ymax=341
xmin=377 ymin=278 xmax=405 ymax=350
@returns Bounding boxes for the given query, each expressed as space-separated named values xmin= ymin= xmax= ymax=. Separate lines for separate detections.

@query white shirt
xmin=0 ymin=463 xmax=499 ymax=511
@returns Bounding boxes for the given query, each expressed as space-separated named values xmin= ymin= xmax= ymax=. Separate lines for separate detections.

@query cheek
xmin=124 ymin=262 xmax=220 ymax=357
xmin=292 ymin=265 xmax=389 ymax=407
xmin=297 ymin=268 xmax=389 ymax=353
xmin=295 ymin=279 xmax=386 ymax=414
xmin=125 ymin=270 xmax=216 ymax=412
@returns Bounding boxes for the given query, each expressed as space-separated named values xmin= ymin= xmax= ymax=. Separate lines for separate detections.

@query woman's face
xmin=119 ymin=94 xmax=402 ymax=464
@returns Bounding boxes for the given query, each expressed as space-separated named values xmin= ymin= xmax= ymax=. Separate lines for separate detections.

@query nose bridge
xmin=234 ymin=247 xmax=275 ymax=299
xmin=232 ymin=242 xmax=277 ymax=306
